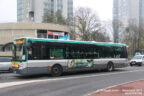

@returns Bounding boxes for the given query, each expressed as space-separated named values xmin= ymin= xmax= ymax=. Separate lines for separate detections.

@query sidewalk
xmin=89 ymin=80 xmax=144 ymax=96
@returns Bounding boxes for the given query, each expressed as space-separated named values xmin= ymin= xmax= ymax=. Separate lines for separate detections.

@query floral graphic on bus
xmin=68 ymin=59 xmax=94 ymax=68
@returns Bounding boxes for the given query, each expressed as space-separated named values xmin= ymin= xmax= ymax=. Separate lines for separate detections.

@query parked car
xmin=0 ymin=57 xmax=12 ymax=72
xmin=130 ymin=55 xmax=144 ymax=66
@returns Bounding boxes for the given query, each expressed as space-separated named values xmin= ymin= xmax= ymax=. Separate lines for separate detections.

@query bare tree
xmin=102 ymin=20 xmax=113 ymax=41
xmin=122 ymin=19 xmax=144 ymax=55
xmin=91 ymin=31 xmax=110 ymax=42
xmin=74 ymin=7 xmax=110 ymax=41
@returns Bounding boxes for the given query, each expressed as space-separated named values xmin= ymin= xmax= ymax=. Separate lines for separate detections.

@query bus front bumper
xmin=12 ymin=67 xmax=51 ymax=75
xmin=12 ymin=67 xmax=28 ymax=75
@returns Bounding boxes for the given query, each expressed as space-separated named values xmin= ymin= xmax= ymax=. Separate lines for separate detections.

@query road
xmin=0 ymin=66 xmax=144 ymax=96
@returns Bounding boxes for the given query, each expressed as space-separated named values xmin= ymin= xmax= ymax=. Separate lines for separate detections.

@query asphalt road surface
xmin=0 ymin=66 xmax=144 ymax=96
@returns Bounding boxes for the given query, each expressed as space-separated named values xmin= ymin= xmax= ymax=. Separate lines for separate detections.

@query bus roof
xmin=17 ymin=37 xmax=127 ymax=47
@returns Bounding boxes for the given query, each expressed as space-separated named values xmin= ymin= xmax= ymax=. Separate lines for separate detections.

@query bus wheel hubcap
xmin=108 ymin=64 xmax=113 ymax=71
xmin=53 ymin=67 xmax=59 ymax=73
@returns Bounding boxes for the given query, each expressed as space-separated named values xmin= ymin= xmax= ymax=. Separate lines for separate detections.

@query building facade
xmin=17 ymin=0 xmax=73 ymax=23
xmin=0 ymin=23 xmax=70 ymax=52
xmin=113 ymin=0 xmax=144 ymax=42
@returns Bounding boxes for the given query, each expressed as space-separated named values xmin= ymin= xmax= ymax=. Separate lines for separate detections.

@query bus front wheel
xmin=107 ymin=62 xmax=114 ymax=72
xmin=51 ymin=65 xmax=63 ymax=77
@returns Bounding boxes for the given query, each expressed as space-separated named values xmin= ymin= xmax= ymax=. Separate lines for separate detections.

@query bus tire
xmin=9 ymin=68 xmax=13 ymax=73
xmin=51 ymin=65 xmax=63 ymax=77
xmin=107 ymin=62 xmax=114 ymax=72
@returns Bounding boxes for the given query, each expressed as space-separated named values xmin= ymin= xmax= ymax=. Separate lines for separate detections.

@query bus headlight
xmin=19 ymin=63 xmax=26 ymax=69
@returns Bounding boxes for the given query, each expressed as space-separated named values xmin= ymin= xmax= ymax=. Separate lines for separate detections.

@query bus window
xmin=121 ymin=47 xmax=128 ymax=58
xmin=113 ymin=47 xmax=122 ymax=58
xmin=28 ymin=46 xmax=40 ymax=60
xmin=28 ymin=43 xmax=50 ymax=60
xmin=50 ymin=48 xmax=64 ymax=59
xmin=103 ymin=47 xmax=114 ymax=58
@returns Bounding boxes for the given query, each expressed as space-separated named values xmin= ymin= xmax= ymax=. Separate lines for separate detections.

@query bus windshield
xmin=12 ymin=44 xmax=26 ymax=61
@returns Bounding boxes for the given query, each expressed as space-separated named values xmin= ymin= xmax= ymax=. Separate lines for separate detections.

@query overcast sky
xmin=0 ymin=0 xmax=113 ymax=23
xmin=74 ymin=0 xmax=113 ymax=21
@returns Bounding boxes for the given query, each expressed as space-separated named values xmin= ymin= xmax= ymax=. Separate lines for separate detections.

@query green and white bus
xmin=12 ymin=37 xmax=128 ymax=76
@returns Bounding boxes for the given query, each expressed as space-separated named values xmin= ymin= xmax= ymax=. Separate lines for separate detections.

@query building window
xmin=0 ymin=45 xmax=3 ymax=52
xmin=48 ymin=35 xmax=54 ymax=39
xmin=37 ymin=30 xmax=68 ymax=40
xmin=55 ymin=35 xmax=59 ymax=39
xmin=37 ymin=30 xmax=47 ymax=38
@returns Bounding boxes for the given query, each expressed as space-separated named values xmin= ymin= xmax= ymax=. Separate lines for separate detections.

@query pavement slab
xmin=89 ymin=80 xmax=144 ymax=96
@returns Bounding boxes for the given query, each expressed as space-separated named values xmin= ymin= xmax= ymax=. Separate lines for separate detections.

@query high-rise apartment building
xmin=17 ymin=0 xmax=73 ymax=23
xmin=113 ymin=0 xmax=144 ymax=42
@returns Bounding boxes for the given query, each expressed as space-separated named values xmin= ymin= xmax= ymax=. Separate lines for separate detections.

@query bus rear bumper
xmin=115 ymin=63 xmax=129 ymax=68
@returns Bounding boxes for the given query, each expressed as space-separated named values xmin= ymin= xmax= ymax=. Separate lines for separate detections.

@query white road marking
xmin=0 ymin=69 xmax=144 ymax=89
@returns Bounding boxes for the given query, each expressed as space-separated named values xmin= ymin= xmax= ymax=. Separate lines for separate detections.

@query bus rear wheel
xmin=107 ymin=62 xmax=114 ymax=72
xmin=51 ymin=65 xmax=63 ymax=77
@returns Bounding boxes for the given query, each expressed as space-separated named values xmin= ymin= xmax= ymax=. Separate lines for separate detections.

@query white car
xmin=0 ymin=57 xmax=12 ymax=71
xmin=130 ymin=55 xmax=144 ymax=66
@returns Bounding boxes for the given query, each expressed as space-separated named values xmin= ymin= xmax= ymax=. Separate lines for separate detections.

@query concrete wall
xmin=34 ymin=0 xmax=44 ymax=22
xmin=0 ymin=23 xmax=70 ymax=45
xmin=17 ymin=0 xmax=73 ymax=23
xmin=0 ymin=23 xmax=70 ymax=32
xmin=63 ymin=0 xmax=68 ymax=19
xmin=0 ymin=29 xmax=36 ymax=45
xmin=0 ymin=52 xmax=12 ymax=57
